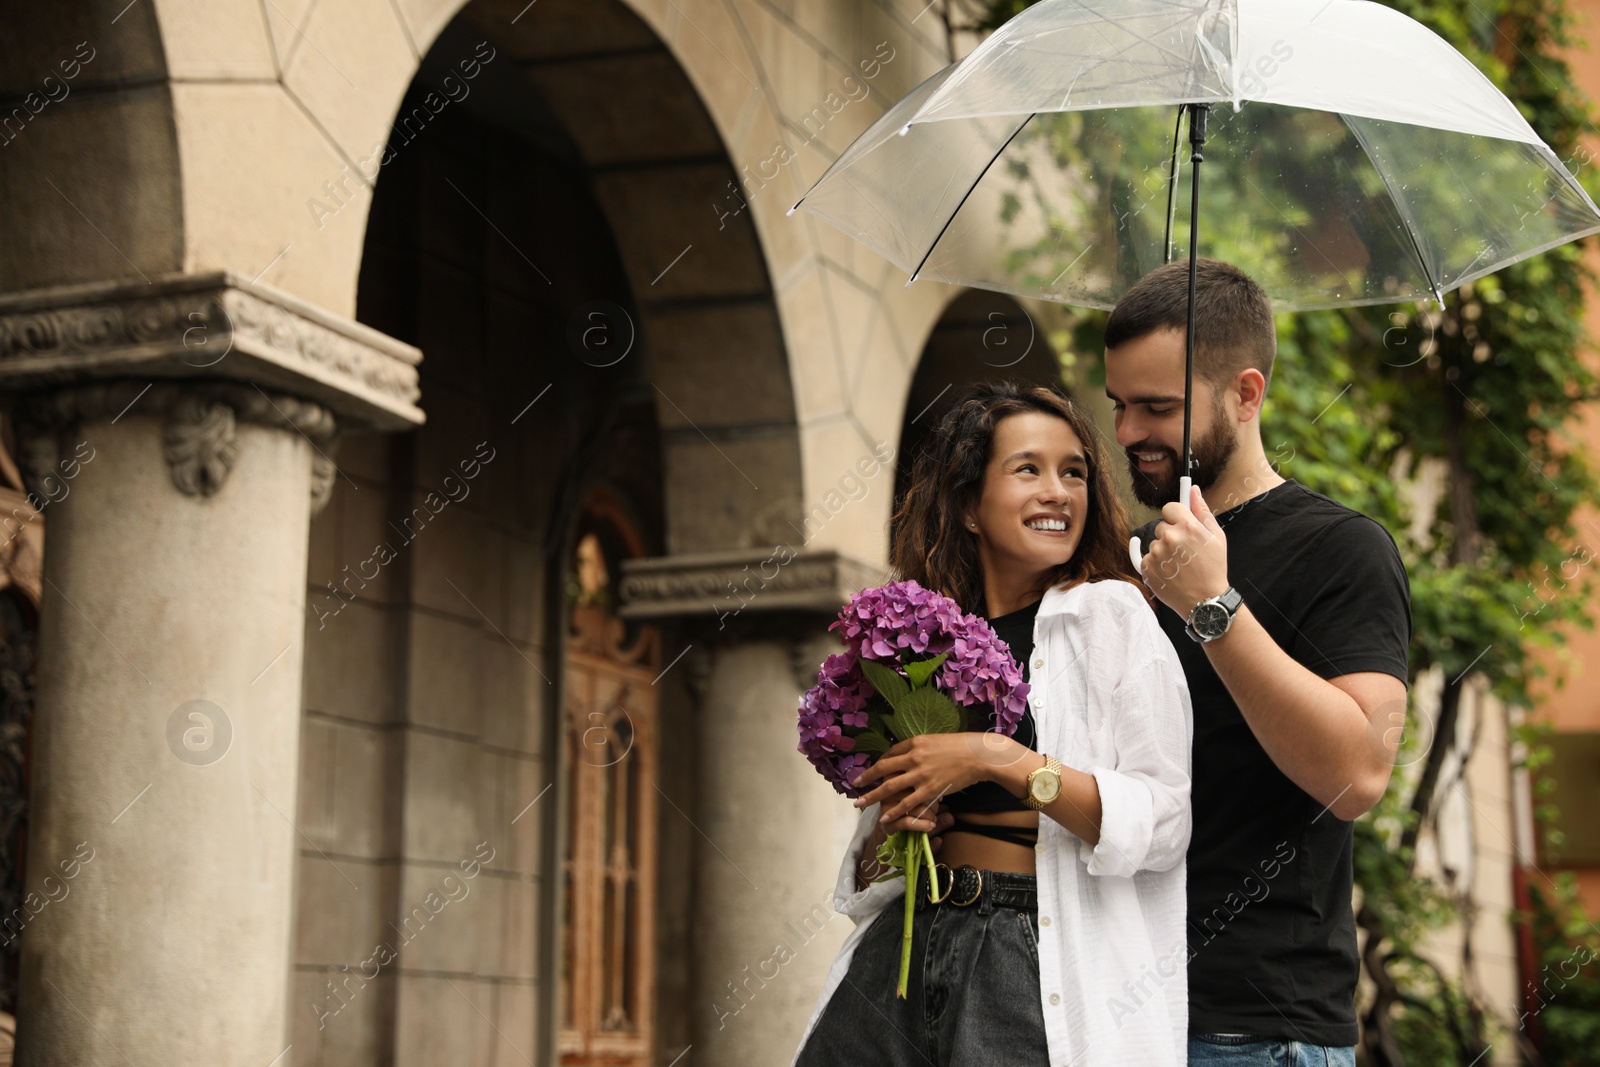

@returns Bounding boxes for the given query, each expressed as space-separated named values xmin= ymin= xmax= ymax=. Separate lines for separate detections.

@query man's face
xmin=1104 ymin=327 xmax=1238 ymax=509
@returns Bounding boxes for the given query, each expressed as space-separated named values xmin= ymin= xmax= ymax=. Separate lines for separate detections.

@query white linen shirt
xmin=791 ymin=577 xmax=1194 ymax=1067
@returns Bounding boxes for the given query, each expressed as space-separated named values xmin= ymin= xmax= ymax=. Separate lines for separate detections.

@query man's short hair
xmin=1103 ymin=258 xmax=1276 ymax=391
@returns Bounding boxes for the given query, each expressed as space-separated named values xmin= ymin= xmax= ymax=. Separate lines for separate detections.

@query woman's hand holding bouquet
xmin=796 ymin=580 xmax=1029 ymax=998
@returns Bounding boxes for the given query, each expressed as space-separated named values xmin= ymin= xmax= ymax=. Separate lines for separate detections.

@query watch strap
xmin=1023 ymin=754 xmax=1064 ymax=810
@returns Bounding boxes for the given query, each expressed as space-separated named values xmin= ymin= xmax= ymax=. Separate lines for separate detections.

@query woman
xmin=791 ymin=381 xmax=1193 ymax=1066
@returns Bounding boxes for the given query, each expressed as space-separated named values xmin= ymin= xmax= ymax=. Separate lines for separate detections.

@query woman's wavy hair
xmin=889 ymin=380 xmax=1141 ymax=615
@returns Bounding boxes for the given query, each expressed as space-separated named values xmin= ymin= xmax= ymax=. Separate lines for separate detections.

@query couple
xmin=791 ymin=260 xmax=1412 ymax=1066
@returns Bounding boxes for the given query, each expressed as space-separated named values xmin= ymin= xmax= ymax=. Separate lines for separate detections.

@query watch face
xmin=1192 ymin=601 xmax=1231 ymax=638
xmin=1031 ymin=770 xmax=1061 ymax=804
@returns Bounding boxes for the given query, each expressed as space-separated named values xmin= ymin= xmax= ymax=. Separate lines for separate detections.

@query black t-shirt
xmin=1134 ymin=479 xmax=1410 ymax=1047
xmin=944 ymin=595 xmax=1039 ymax=813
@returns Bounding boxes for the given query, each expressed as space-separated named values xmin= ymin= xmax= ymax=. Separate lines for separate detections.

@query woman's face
xmin=967 ymin=411 xmax=1091 ymax=587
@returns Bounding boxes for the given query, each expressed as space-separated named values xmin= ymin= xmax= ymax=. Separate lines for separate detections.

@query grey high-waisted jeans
xmin=793 ymin=868 xmax=1052 ymax=1066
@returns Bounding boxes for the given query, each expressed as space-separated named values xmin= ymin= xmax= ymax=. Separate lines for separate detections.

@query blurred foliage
xmin=974 ymin=0 xmax=1600 ymax=1062
xmin=1316 ymin=6 xmax=1600 ymax=1059
xmin=1523 ymin=868 xmax=1600 ymax=1065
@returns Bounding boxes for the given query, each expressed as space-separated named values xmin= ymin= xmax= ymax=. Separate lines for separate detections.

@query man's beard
xmin=1126 ymin=407 xmax=1238 ymax=509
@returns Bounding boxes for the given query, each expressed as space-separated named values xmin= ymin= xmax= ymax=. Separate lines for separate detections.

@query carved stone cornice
xmin=0 ymin=272 xmax=424 ymax=431
xmin=616 ymin=548 xmax=888 ymax=622
xmin=625 ymin=551 xmax=893 ymax=702
xmin=675 ymin=627 xmax=849 ymax=700
xmin=7 ymin=379 xmax=342 ymax=514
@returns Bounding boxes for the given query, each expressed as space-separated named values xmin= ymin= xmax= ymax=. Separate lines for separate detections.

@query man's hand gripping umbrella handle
xmin=1129 ymin=475 xmax=1193 ymax=576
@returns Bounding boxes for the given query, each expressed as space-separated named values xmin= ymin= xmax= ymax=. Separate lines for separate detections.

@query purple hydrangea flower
xmin=797 ymin=579 xmax=1031 ymax=797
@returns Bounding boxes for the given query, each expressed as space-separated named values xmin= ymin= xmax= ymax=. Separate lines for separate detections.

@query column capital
xmin=10 ymin=379 xmax=343 ymax=512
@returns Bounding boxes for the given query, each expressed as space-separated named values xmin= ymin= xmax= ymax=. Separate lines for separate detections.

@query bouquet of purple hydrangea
xmin=797 ymin=579 xmax=1031 ymax=997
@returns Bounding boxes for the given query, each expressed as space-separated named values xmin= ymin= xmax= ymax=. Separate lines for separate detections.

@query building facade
xmin=0 ymin=2 xmax=1060 ymax=1064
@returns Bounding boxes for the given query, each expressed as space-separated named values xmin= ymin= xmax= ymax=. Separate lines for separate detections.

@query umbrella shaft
xmin=1182 ymin=103 xmax=1210 ymax=496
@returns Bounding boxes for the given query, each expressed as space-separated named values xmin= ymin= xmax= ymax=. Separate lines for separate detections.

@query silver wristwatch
xmin=1186 ymin=586 xmax=1242 ymax=643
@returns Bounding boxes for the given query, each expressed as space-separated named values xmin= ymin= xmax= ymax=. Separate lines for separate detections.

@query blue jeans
xmin=1189 ymin=1032 xmax=1357 ymax=1066
xmin=794 ymin=870 xmax=1050 ymax=1066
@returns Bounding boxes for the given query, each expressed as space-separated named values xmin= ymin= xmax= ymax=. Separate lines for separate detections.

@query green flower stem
xmin=874 ymin=827 xmax=941 ymax=999
xmin=898 ymin=831 xmax=920 ymax=999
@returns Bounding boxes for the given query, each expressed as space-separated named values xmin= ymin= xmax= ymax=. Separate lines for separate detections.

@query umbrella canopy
xmin=789 ymin=0 xmax=1600 ymax=312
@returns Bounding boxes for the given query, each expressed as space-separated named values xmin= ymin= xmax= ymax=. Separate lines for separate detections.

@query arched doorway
xmin=292 ymin=3 xmax=793 ymax=1064
xmin=894 ymin=289 xmax=1063 ymax=515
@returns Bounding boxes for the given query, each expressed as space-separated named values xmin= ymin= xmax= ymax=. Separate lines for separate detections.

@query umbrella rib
xmin=1001 ymin=9 xmax=1200 ymax=73
xmin=927 ymin=143 xmax=984 ymax=234
xmin=1341 ymin=116 xmax=1444 ymax=305
xmin=1072 ymin=4 xmax=1209 ymax=80
xmin=1429 ymin=135 xmax=1545 ymax=285
xmin=836 ymin=174 xmax=921 ymax=266
xmin=1452 ymin=221 xmax=1600 ymax=292
xmin=905 ymin=113 xmax=1036 ymax=286
xmin=958 ymin=7 xmax=1200 ymax=117
xmin=1163 ymin=105 xmax=1185 ymax=263
xmin=1050 ymin=7 xmax=1205 ymax=110
xmin=1541 ymin=142 xmax=1600 ymax=215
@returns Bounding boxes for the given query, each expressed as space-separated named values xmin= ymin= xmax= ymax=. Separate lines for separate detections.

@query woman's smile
xmin=1023 ymin=515 xmax=1073 ymax=535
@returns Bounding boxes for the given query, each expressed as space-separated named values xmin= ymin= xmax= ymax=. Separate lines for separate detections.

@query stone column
xmin=0 ymin=274 xmax=423 ymax=1066
xmin=618 ymin=550 xmax=887 ymax=1066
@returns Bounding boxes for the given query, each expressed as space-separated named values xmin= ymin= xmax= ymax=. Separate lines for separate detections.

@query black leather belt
xmin=913 ymin=864 xmax=1037 ymax=912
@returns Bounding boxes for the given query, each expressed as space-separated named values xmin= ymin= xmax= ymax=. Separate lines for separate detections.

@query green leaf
xmin=878 ymin=713 xmax=904 ymax=743
xmin=894 ymin=687 xmax=962 ymax=736
xmin=876 ymin=829 xmax=910 ymax=873
xmin=902 ymin=652 xmax=950 ymax=689
xmin=866 ymin=701 xmax=894 ymax=739
xmin=858 ymin=658 xmax=910 ymax=708
xmin=850 ymin=730 xmax=892 ymax=757
xmin=999 ymin=191 xmax=1022 ymax=224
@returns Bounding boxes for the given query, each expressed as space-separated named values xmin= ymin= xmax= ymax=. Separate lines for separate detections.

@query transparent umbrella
xmin=788 ymin=0 xmax=1600 ymax=501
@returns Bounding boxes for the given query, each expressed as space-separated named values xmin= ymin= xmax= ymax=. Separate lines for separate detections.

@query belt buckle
xmin=949 ymin=864 xmax=983 ymax=907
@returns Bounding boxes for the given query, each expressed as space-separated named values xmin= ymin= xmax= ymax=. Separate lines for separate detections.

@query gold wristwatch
xmin=1023 ymin=754 xmax=1063 ymax=810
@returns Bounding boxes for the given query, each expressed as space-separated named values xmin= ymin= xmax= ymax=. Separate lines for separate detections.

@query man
xmin=1104 ymin=258 xmax=1411 ymax=1067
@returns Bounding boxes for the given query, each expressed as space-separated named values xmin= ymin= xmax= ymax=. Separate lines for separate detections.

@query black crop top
xmin=942 ymin=595 xmax=1040 ymax=815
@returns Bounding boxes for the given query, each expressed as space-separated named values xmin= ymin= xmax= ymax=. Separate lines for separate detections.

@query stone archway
xmin=288 ymin=3 xmax=811 ymax=1065
xmin=456 ymin=0 xmax=806 ymax=556
xmin=894 ymin=288 xmax=1063 ymax=516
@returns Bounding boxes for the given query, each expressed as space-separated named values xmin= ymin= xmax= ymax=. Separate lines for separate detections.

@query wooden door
xmin=559 ymin=529 xmax=659 ymax=1064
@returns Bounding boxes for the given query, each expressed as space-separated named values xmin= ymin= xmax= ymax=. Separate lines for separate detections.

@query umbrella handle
xmin=1130 ymin=475 xmax=1196 ymax=577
